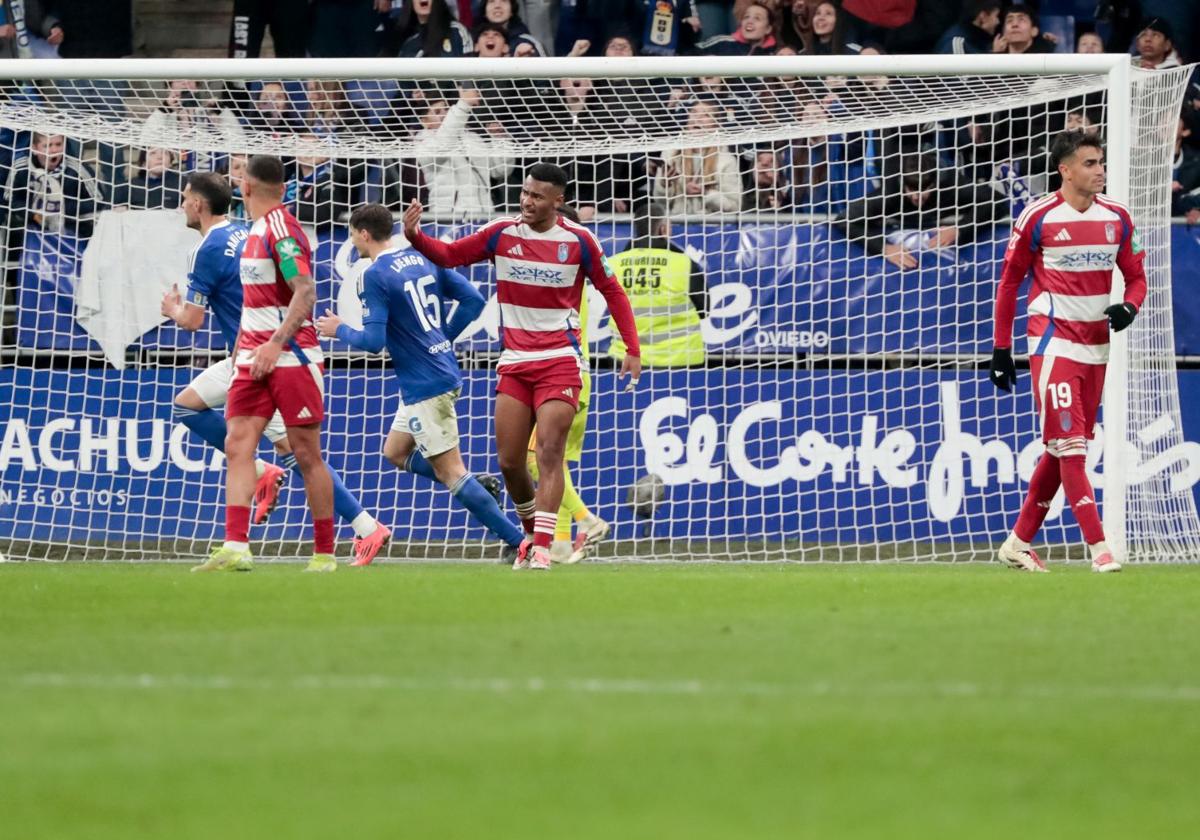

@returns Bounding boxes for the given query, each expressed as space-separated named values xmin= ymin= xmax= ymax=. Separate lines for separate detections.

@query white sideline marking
xmin=7 ymin=673 xmax=1200 ymax=704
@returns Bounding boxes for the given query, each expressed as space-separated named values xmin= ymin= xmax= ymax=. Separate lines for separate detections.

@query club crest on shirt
xmin=557 ymin=243 xmax=569 ymax=262
xmin=276 ymin=237 xmax=301 ymax=258
xmin=1060 ymin=412 xmax=1073 ymax=431
xmin=1104 ymin=223 xmax=1116 ymax=244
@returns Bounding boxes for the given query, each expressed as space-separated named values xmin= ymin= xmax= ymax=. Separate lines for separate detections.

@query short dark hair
xmin=1050 ymin=130 xmax=1104 ymax=171
xmin=473 ymin=23 xmax=509 ymax=42
xmin=246 ymin=154 xmax=286 ymax=187
xmin=1139 ymin=16 xmax=1173 ymax=42
xmin=1003 ymin=3 xmax=1038 ymax=27
xmin=349 ymin=203 xmax=395 ymax=243
xmin=184 ymin=171 xmax=232 ymax=216
xmin=526 ymin=162 xmax=568 ymax=191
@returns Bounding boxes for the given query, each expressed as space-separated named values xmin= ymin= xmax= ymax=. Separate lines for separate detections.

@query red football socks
xmin=1014 ymin=452 xmax=1062 ymax=543
xmin=1059 ymin=455 xmax=1106 ymax=545
xmin=314 ymin=518 xmax=335 ymax=555
xmin=226 ymin=505 xmax=250 ymax=545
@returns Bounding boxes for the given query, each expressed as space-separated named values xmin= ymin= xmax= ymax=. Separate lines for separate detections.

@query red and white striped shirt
xmin=410 ymin=215 xmax=640 ymax=370
xmin=994 ymin=191 xmax=1147 ymax=365
xmin=237 ymin=204 xmax=322 ymax=368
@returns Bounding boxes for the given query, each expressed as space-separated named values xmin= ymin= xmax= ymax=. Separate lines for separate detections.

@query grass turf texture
xmin=1 ymin=563 xmax=1198 ymax=839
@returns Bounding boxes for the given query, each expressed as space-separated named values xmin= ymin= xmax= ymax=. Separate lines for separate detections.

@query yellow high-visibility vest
xmin=608 ymin=247 xmax=705 ymax=367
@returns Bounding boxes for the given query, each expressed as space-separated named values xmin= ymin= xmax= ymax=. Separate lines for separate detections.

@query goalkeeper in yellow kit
xmin=525 ymin=208 xmax=609 ymax=563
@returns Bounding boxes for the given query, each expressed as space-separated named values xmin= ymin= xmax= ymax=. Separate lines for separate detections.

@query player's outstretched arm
xmin=316 ymin=308 xmax=386 ymax=353
xmin=316 ymin=268 xmax=388 ymax=352
xmin=404 ymin=199 xmax=497 ymax=267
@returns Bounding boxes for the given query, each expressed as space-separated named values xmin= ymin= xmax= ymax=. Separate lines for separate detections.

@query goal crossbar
xmin=0 ymin=54 xmax=1130 ymax=82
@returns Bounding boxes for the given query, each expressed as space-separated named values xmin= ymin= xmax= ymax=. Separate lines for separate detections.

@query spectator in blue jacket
xmin=472 ymin=0 xmax=545 ymax=54
xmin=3 ymin=132 xmax=98 ymax=239
xmin=473 ymin=22 xmax=511 ymax=55
xmin=696 ymin=1 xmax=776 ymax=55
xmin=935 ymin=0 xmax=1001 ymax=55
xmin=385 ymin=0 xmax=473 ymax=56
xmin=995 ymin=4 xmax=1054 ymax=55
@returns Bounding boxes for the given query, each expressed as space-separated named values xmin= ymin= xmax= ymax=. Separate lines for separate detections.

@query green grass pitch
xmin=2 ymin=561 xmax=1198 ymax=839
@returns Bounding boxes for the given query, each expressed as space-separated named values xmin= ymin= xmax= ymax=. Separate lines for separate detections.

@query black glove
xmin=989 ymin=347 xmax=1016 ymax=392
xmin=1104 ymin=302 xmax=1137 ymax=332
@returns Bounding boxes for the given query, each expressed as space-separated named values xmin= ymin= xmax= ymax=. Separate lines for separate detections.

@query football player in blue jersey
xmin=161 ymin=172 xmax=390 ymax=566
xmin=316 ymin=203 xmax=528 ymax=564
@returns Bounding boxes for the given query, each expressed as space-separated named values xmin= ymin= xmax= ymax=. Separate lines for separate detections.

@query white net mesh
xmin=1123 ymin=66 xmax=1200 ymax=561
xmin=0 ymin=58 xmax=1196 ymax=563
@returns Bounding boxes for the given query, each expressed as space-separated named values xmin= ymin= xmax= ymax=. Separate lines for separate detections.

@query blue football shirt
xmin=184 ymin=219 xmax=249 ymax=349
xmin=360 ymin=248 xmax=482 ymax=404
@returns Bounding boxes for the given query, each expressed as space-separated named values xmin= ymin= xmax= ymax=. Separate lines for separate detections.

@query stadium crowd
xmin=1 ymin=0 xmax=1198 ymax=253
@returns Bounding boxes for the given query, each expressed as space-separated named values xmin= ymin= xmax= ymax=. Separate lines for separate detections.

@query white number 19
xmin=1048 ymin=382 xmax=1073 ymax=409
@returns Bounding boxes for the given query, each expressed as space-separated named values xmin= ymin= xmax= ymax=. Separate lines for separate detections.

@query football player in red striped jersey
xmin=404 ymin=163 xmax=641 ymax=570
xmin=990 ymin=131 xmax=1147 ymax=573
xmin=195 ymin=155 xmax=338 ymax=573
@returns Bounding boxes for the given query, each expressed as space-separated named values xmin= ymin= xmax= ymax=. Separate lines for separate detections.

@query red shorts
xmin=1029 ymin=355 xmax=1105 ymax=443
xmin=496 ymin=356 xmax=583 ymax=411
xmin=227 ymin=363 xmax=325 ymax=426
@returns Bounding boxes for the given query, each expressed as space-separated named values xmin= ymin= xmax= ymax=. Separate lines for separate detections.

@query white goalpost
xmin=0 ymin=54 xmax=1196 ymax=563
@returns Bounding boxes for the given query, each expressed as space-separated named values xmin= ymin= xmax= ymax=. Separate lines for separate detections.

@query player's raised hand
xmin=621 ymin=354 xmax=642 ymax=392
xmin=315 ymin=308 xmax=341 ymax=339
xmin=459 ymin=86 xmax=482 ymax=108
xmin=160 ymin=283 xmax=182 ymax=319
xmin=989 ymin=347 xmax=1017 ymax=392
xmin=403 ymin=199 xmax=423 ymax=241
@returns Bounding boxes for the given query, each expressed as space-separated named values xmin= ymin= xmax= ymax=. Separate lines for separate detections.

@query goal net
xmin=1 ymin=56 xmax=1197 ymax=563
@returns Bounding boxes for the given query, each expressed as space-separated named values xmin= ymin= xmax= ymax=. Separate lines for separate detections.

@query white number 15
xmin=404 ymin=274 xmax=441 ymax=332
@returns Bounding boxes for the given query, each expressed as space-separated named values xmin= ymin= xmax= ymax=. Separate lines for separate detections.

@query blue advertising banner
xmin=3 ymin=366 xmax=1199 ymax=549
xmin=327 ymin=221 xmax=1012 ymax=358
xmin=1171 ymin=221 xmax=1200 ymax=356
xmin=16 ymin=221 xmax=1200 ymax=357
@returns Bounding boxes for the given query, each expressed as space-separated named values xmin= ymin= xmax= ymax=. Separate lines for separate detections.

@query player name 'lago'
xmin=2 ymin=385 xmax=1198 ymax=522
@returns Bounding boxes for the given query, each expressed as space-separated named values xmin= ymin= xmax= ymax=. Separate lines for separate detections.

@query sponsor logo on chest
xmin=499 ymin=255 xmax=576 ymax=287
xmin=1044 ymin=246 xmax=1118 ymax=271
